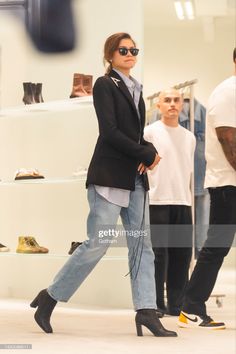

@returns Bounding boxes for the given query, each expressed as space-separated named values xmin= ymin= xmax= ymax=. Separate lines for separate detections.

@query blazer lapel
xmin=109 ymin=70 xmax=140 ymax=118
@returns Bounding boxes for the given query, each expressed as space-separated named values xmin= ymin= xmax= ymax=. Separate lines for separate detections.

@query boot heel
xmin=135 ymin=309 xmax=177 ymax=337
xmin=30 ymin=296 xmax=39 ymax=308
xmin=136 ymin=322 xmax=143 ymax=336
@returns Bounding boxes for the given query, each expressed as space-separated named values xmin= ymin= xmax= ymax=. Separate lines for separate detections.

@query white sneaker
xmin=73 ymin=166 xmax=87 ymax=178
xmin=178 ymin=311 xmax=226 ymax=330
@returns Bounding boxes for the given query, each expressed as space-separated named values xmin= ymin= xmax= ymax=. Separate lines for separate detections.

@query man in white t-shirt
xmin=144 ymin=88 xmax=196 ymax=316
xmin=178 ymin=48 xmax=236 ymax=330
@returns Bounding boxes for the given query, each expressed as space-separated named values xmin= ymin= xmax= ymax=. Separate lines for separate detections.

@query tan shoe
xmin=16 ymin=236 xmax=48 ymax=254
xmin=28 ymin=236 xmax=49 ymax=253
xmin=15 ymin=168 xmax=44 ymax=180
xmin=82 ymin=74 xmax=93 ymax=95
xmin=16 ymin=236 xmax=41 ymax=253
xmin=69 ymin=73 xmax=93 ymax=98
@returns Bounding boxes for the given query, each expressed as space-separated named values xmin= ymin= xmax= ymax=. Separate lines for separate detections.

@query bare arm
xmin=216 ymin=126 xmax=236 ymax=171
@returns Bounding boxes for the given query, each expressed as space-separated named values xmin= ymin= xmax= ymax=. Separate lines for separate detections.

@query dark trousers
xmin=150 ymin=205 xmax=192 ymax=311
xmin=183 ymin=186 xmax=236 ymax=316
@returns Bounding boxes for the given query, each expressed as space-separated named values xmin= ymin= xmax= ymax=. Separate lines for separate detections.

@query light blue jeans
xmin=48 ymin=177 xmax=157 ymax=310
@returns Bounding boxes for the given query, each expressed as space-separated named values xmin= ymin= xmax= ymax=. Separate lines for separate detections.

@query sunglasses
xmin=118 ymin=47 xmax=139 ymax=56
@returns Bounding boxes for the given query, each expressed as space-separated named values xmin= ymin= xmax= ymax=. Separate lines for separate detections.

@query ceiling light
xmin=174 ymin=1 xmax=195 ymax=20
xmin=174 ymin=1 xmax=185 ymax=20
xmin=185 ymin=1 xmax=195 ymax=20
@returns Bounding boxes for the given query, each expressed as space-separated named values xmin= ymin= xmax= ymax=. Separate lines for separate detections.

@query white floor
xmin=0 ymin=269 xmax=235 ymax=354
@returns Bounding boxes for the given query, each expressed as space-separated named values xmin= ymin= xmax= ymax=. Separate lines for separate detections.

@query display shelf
xmin=0 ymin=252 xmax=127 ymax=260
xmin=0 ymin=96 xmax=93 ymax=118
xmin=0 ymin=176 xmax=87 ymax=186
xmin=0 ymin=92 xmax=132 ymax=307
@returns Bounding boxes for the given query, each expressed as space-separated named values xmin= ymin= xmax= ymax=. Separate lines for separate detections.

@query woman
xmin=30 ymin=32 xmax=177 ymax=338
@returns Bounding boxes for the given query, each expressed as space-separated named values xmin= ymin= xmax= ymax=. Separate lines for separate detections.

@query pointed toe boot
xmin=30 ymin=289 xmax=57 ymax=333
xmin=135 ymin=309 xmax=177 ymax=337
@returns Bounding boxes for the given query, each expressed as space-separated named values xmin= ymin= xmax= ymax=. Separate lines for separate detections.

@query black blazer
xmin=86 ymin=70 xmax=157 ymax=191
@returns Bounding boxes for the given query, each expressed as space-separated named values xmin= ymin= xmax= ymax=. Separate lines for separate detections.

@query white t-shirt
xmin=204 ymin=75 xmax=236 ymax=188
xmin=144 ymin=120 xmax=196 ymax=206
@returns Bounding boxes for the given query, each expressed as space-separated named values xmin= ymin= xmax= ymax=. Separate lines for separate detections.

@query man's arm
xmin=216 ymin=127 xmax=236 ymax=171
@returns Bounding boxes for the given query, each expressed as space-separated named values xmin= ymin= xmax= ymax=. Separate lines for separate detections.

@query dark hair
xmin=103 ymin=32 xmax=136 ymax=74
xmin=233 ymin=47 xmax=236 ymax=63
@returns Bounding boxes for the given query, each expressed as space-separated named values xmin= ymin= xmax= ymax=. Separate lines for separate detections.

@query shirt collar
xmin=113 ymin=68 xmax=142 ymax=92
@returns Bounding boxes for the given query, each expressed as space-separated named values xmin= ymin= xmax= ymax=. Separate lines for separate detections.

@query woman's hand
xmin=138 ymin=154 xmax=161 ymax=174
xmin=138 ymin=163 xmax=148 ymax=175
xmin=148 ymin=154 xmax=162 ymax=170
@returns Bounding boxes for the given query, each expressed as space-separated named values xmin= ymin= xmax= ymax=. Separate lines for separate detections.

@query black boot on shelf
xmin=34 ymin=83 xmax=44 ymax=103
xmin=135 ymin=309 xmax=177 ymax=337
xmin=68 ymin=241 xmax=83 ymax=255
xmin=30 ymin=289 xmax=57 ymax=333
xmin=22 ymin=82 xmax=35 ymax=104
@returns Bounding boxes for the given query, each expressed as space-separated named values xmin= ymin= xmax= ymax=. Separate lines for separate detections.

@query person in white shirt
xmin=178 ymin=48 xmax=236 ymax=330
xmin=144 ymin=88 xmax=196 ymax=316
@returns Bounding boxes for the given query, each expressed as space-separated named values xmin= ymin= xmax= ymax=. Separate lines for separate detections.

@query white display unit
xmin=0 ymin=97 xmax=133 ymax=308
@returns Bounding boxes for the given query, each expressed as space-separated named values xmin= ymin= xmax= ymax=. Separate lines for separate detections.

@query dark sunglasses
xmin=118 ymin=47 xmax=139 ymax=56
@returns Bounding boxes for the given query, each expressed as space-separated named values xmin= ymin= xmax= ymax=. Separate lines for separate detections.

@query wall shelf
xmin=0 ymin=96 xmax=93 ymax=118
xmin=0 ymin=176 xmax=87 ymax=186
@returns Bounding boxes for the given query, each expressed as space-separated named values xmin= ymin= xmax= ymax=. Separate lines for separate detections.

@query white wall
xmin=143 ymin=20 xmax=235 ymax=106
xmin=0 ymin=0 xmax=144 ymax=306
xmin=0 ymin=0 xmax=143 ymax=108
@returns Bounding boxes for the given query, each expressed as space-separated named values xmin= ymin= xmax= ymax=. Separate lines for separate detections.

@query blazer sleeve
xmin=93 ymin=77 xmax=156 ymax=167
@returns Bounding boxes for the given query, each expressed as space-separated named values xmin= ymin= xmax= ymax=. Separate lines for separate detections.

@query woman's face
xmin=111 ymin=38 xmax=138 ymax=75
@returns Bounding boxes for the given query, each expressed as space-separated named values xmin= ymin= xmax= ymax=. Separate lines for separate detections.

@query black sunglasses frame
xmin=118 ymin=47 xmax=139 ymax=56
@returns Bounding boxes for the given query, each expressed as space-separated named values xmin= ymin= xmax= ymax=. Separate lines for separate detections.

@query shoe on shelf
xmin=69 ymin=73 xmax=93 ymax=98
xmin=177 ymin=311 xmax=226 ymax=329
xmin=29 ymin=236 xmax=49 ymax=253
xmin=34 ymin=83 xmax=44 ymax=103
xmin=22 ymin=82 xmax=35 ymax=105
xmin=15 ymin=168 xmax=45 ymax=180
xmin=22 ymin=82 xmax=44 ymax=105
xmin=16 ymin=236 xmax=49 ymax=254
xmin=68 ymin=241 xmax=83 ymax=255
xmin=0 ymin=243 xmax=10 ymax=252
xmin=72 ymin=166 xmax=88 ymax=178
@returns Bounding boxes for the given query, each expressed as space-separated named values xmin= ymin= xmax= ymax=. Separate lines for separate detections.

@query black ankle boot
xmin=135 ymin=309 xmax=177 ymax=337
xmin=34 ymin=83 xmax=44 ymax=103
xmin=22 ymin=82 xmax=35 ymax=104
xmin=30 ymin=289 xmax=57 ymax=333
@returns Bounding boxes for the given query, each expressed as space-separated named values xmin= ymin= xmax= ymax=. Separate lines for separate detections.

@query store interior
xmin=0 ymin=1 xmax=235 ymax=353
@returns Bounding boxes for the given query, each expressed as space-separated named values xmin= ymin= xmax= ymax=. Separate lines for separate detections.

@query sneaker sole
xmin=16 ymin=250 xmax=42 ymax=254
xmin=177 ymin=320 xmax=226 ymax=330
